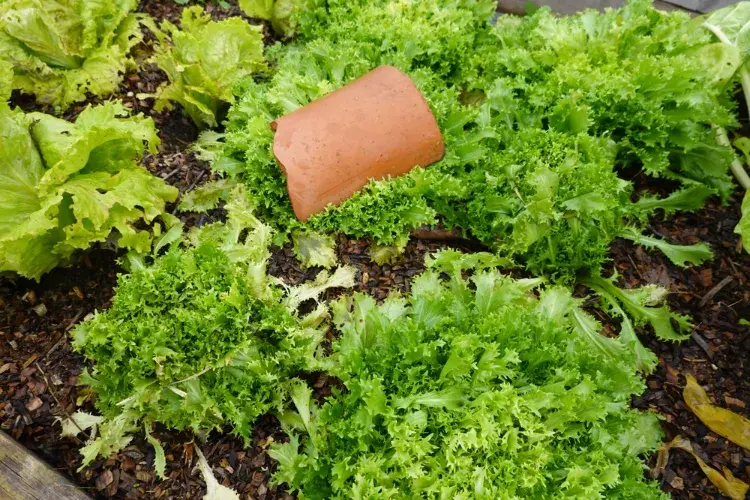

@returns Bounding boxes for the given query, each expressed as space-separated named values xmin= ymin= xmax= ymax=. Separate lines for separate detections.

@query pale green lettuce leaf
xmin=144 ymin=427 xmax=167 ymax=480
xmin=634 ymin=185 xmax=716 ymax=216
xmin=178 ymin=178 xmax=237 ymax=213
xmin=58 ymin=411 xmax=104 ymax=439
xmin=583 ymin=274 xmax=692 ymax=342
xmin=0 ymin=102 xmax=177 ymax=280
xmin=369 ymin=241 xmax=406 ymax=265
xmin=0 ymin=0 xmax=144 ymax=109
xmin=570 ymin=307 xmax=626 ymax=360
xmin=151 ymin=6 xmax=266 ymax=128
xmin=0 ymin=105 xmax=44 ymax=235
xmin=704 ymin=3 xmax=750 ymax=54
xmin=238 ymin=0 xmax=301 ymax=37
xmin=736 ymin=190 xmax=750 ymax=253
xmin=0 ymin=58 xmax=12 ymax=101
xmin=292 ymin=230 xmax=337 ymax=268
xmin=284 ymin=266 xmax=356 ymax=311
xmin=619 ymin=227 xmax=713 ymax=268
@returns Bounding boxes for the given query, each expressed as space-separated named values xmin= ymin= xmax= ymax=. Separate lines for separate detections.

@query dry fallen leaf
xmin=684 ymin=373 xmax=750 ymax=451
xmin=651 ymin=444 xmax=670 ymax=478
xmin=661 ymin=435 xmax=749 ymax=500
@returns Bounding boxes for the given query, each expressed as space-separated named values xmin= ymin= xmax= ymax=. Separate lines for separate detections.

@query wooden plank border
xmin=0 ymin=431 xmax=91 ymax=500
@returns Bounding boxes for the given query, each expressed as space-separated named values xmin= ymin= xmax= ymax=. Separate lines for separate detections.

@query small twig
xmin=690 ymin=332 xmax=714 ymax=360
xmin=42 ymin=335 xmax=66 ymax=361
xmin=35 ymin=361 xmax=85 ymax=444
xmin=646 ymin=225 xmax=665 ymax=239
xmin=65 ymin=308 xmax=85 ymax=331
xmin=185 ymin=169 xmax=207 ymax=193
xmin=625 ymin=253 xmax=643 ymax=281
xmin=162 ymin=167 xmax=182 ymax=181
xmin=727 ymin=258 xmax=741 ymax=278
xmin=44 ymin=308 xmax=85 ymax=360
xmin=698 ymin=275 xmax=734 ymax=308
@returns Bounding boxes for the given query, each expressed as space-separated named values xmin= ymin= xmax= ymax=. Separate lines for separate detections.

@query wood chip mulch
xmin=1 ymin=0 xmax=749 ymax=498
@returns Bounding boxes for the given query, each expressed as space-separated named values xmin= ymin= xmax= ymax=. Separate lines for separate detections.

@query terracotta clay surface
xmin=271 ymin=65 xmax=445 ymax=221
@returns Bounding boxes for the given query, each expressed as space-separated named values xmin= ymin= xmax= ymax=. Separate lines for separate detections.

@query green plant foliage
xmin=479 ymin=2 xmax=739 ymax=199
xmin=151 ymin=6 xmax=267 ymax=128
xmin=0 ymin=58 xmax=11 ymax=101
xmin=582 ymin=274 xmax=692 ymax=342
xmin=238 ymin=0 xmax=302 ymax=37
xmin=0 ymin=0 xmax=145 ymax=110
xmin=177 ymin=178 xmax=238 ymax=213
xmin=72 ymin=191 xmax=355 ymax=471
xmin=0 ymin=101 xmax=177 ymax=281
xmin=213 ymin=0 xmax=725 ymax=280
xmin=737 ymin=190 xmax=750 ymax=253
xmin=269 ymin=252 xmax=667 ymax=498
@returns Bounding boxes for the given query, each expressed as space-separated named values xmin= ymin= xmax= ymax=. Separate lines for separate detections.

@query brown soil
xmin=624 ymin=193 xmax=750 ymax=499
xmin=1 ymin=1 xmax=749 ymax=499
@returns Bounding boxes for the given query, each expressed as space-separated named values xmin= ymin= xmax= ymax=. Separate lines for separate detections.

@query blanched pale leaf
xmin=284 ymin=266 xmax=356 ymax=311
xmin=151 ymin=6 xmax=266 ymax=128
xmin=0 ymin=0 xmax=145 ymax=109
xmin=291 ymin=230 xmax=337 ymax=268
xmin=59 ymin=411 xmax=104 ymax=438
xmin=704 ymin=3 xmax=750 ymax=54
xmin=195 ymin=446 xmax=240 ymax=500
xmin=179 ymin=178 xmax=237 ymax=213
xmin=684 ymin=374 xmax=750 ymax=450
xmin=77 ymin=412 xmax=138 ymax=471
xmin=0 ymin=59 xmax=11 ymax=101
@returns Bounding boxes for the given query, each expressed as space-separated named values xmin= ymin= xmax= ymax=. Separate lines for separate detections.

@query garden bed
xmin=1 ymin=0 xmax=749 ymax=498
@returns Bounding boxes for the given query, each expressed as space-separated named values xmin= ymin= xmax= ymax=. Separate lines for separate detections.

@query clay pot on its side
xmin=271 ymin=65 xmax=445 ymax=221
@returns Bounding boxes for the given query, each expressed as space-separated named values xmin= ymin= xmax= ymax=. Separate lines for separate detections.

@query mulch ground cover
xmin=1 ymin=1 xmax=748 ymax=498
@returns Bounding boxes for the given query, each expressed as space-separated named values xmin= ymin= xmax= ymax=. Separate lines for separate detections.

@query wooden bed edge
xmin=0 ymin=431 xmax=91 ymax=500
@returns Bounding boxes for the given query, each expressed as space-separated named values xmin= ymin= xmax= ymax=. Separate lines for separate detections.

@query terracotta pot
xmin=271 ymin=65 xmax=445 ymax=221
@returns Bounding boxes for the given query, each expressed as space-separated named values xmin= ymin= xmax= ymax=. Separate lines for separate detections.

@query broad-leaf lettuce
xmin=151 ymin=6 xmax=266 ymax=128
xmin=0 ymin=101 xmax=177 ymax=280
xmin=0 ymin=0 xmax=145 ymax=109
